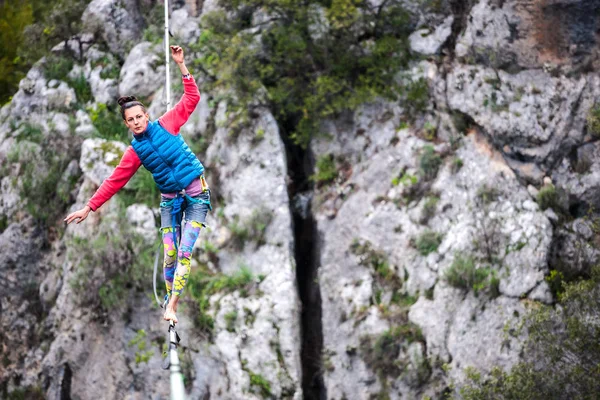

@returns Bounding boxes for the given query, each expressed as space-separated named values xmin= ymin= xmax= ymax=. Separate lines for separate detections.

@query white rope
xmin=163 ymin=3 xmax=184 ymax=399
xmin=164 ymin=0 xmax=171 ymax=111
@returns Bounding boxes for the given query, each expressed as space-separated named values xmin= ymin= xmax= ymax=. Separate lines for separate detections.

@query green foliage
xmin=68 ymin=73 xmax=93 ymax=104
xmin=141 ymin=1 xmax=166 ymax=44
xmin=451 ymin=157 xmax=463 ymax=173
xmin=128 ymin=329 xmax=154 ymax=365
xmin=88 ymin=103 xmax=129 ymax=142
xmin=241 ymin=361 xmax=273 ymax=399
xmin=0 ymin=0 xmax=90 ymax=103
xmin=117 ymin=169 xmax=160 ymax=209
xmin=94 ymin=56 xmax=121 ymax=80
xmin=186 ymin=265 xmax=264 ymax=337
xmin=4 ymin=386 xmax=45 ymax=400
xmin=422 ymin=121 xmax=437 ymax=141
xmin=545 ymin=269 xmax=566 ymax=299
xmin=20 ymin=0 xmax=90 ymax=64
xmin=476 ymin=184 xmax=500 ymax=205
xmin=0 ymin=2 xmax=34 ymax=104
xmin=228 ymin=208 xmax=274 ymax=250
xmin=419 ymin=195 xmax=439 ymax=224
xmin=68 ymin=218 xmax=155 ymax=314
xmin=455 ymin=266 xmax=600 ymax=399
xmin=14 ymin=123 xmax=44 ymax=144
xmin=444 ymin=254 xmax=499 ymax=296
xmin=42 ymin=54 xmax=74 ymax=81
xmin=536 ymin=184 xmax=558 ymax=211
xmin=224 ymin=310 xmax=238 ymax=332
xmin=415 ymin=230 xmax=443 ymax=256
xmin=311 ymin=154 xmax=338 ymax=186
xmin=419 ymin=145 xmax=442 ymax=180
xmin=350 ymin=240 xmax=396 ymax=283
xmin=586 ymin=103 xmax=600 ymax=137
xmin=13 ymin=138 xmax=79 ymax=227
xmin=404 ymin=77 xmax=430 ymax=120
xmin=192 ymin=0 xmax=415 ymax=147
xmin=359 ymin=324 xmax=425 ymax=379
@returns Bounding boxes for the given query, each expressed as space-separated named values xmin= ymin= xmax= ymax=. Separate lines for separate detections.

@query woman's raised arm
xmin=158 ymin=45 xmax=201 ymax=135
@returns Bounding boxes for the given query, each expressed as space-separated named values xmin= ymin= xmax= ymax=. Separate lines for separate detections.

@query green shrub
xmin=415 ymin=230 xmax=443 ymax=256
xmin=247 ymin=369 xmax=272 ymax=398
xmin=536 ymin=184 xmax=558 ymax=211
xmin=192 ymin=0 xmax=414 ymax=147
xmin=128 ymin=329 xmax=154 ymax=365
xmin=117 ymin=168 xmax=160 ymax=208
xmin=360 ymin=324 xmax=425 ymax=378
xmin=88 ymin=103 xmax=129 ymax=142
xmin=476 ymin=184 xmax=500 ymax=205
xmin=444 ymin=254 xmax=499 ymax=295
xmin=586 ymin=103 xmax=600 ymax=137
xmin=451 ymin=157 xmax=463 ymax=173
xmin=186 ymin=265 xmax=264 ymax=337
xmin=224 ymin=310 xmax=238 ymax=332
xmin=42 ymin=54 xmax=74 ymax=81
xmin=419 ymin=195 xmax=439 ymax=224
xmin=311 ymin=154 xmax=338 ymax=186
xmin=14 ymin=123 xmax=44 ymax=144
xmin=545 ymin=269 xmax=565 ymax=299
xmin=14 ymin=139 xmax=78 ymax=227
xmin=419 ymin=145 xmax=442 ymax=180
xmin=455 ymin=267 xmax=600 ymax=399
xmin=404 ymin=77 xmax=430 ymax=119
xmin=68 ymin=217 xmax=155 ymax=315
xmin=350 ymin=240 xmax=397 ymax=284
xmin=68 ymin=73 xmax=93 ymax=104
xmin=94 ymin=55 xmax=121 ymax=80
xmin=228 ymin=208 xmax=274 ymax=250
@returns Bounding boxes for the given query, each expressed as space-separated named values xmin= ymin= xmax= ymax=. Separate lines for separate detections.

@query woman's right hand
xmin=64 ymin=205 xmax=92 ymax=225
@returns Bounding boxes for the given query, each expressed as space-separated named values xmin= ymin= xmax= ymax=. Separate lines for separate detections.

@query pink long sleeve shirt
xmin=87 ymin=75 xmax=202 ymax=212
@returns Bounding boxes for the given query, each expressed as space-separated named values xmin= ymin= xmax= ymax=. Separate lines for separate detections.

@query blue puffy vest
xmin=131 ymin=120 xmax=204 ymax=193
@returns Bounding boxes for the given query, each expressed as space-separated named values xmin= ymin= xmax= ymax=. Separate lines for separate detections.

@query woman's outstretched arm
xmin=64 ymin=147 xmax=142 ymax=224
xmin=158 ymin=45 xmax=201 ymax=135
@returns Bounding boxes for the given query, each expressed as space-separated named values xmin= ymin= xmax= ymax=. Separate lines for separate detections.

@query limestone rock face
xmin=311 ymin=100 xmax=552 ymax=398
xmin=82 ymin=0 xmax=143 ymax=57
xmin=194 ymin=103 xmax=303 ymax=399
xmin=456 ymin=0 xmax=600 ymax=72
xmin=409 ymin=15 xmax=453 ymax=56
xmin=118 ymin=42 xmax=165 ymax=99
xmin=445 ymin=65 xmax=600 ymax=183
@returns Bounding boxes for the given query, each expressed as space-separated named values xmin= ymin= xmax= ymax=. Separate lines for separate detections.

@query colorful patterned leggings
xmin=162 ymin=220 xmax=204 ymax=298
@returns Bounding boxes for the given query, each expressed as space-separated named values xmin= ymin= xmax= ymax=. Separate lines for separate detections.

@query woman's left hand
xmin=170 ymin=45 xmax=184 ymax=64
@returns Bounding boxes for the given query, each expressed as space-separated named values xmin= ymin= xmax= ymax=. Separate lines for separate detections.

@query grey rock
xmin=170 ymin=8 xmax=201 ymax=43
xmin=79 ymin=138 xmax=128 ymax=187
xmin=445 ymin=64 xmax=600 ymax=183
xmin=126 ymin=204 xmax=157 ymax=245
xmin=528 ymin=281 xmax=553 ymax=304
xmin=119 ymin=42 xmax=165 ymax=98
xmin=447 ymin=294 xmax=526 ymax=384
xmin=409 ymin=15 xmax=453 ymax=56
xmin=201 ymin=104 xmax=303 ymax=399
xmin=550 ymin=218 xmax=600 ymax=279
xmin=82 ymin=0 xmax=143 ymax=57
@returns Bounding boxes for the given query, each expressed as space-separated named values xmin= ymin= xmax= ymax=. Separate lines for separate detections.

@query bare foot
xmin=164 ymin=307 xmax=178 ymax=324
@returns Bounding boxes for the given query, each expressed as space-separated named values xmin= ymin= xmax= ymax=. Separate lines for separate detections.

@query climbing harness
xmin=159 ymin=190 xmax=212 ymax=250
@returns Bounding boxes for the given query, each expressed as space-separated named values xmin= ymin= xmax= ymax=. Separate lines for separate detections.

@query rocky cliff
xmin=1 ymin=0 xmax=599 ymax=399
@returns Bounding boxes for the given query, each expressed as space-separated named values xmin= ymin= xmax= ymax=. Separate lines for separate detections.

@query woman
xmin=65 ymin=45 xmax=210 ymax=324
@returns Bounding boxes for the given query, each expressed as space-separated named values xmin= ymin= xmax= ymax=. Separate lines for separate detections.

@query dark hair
xmin=117 ymin=95 xmax=147 ymax=120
